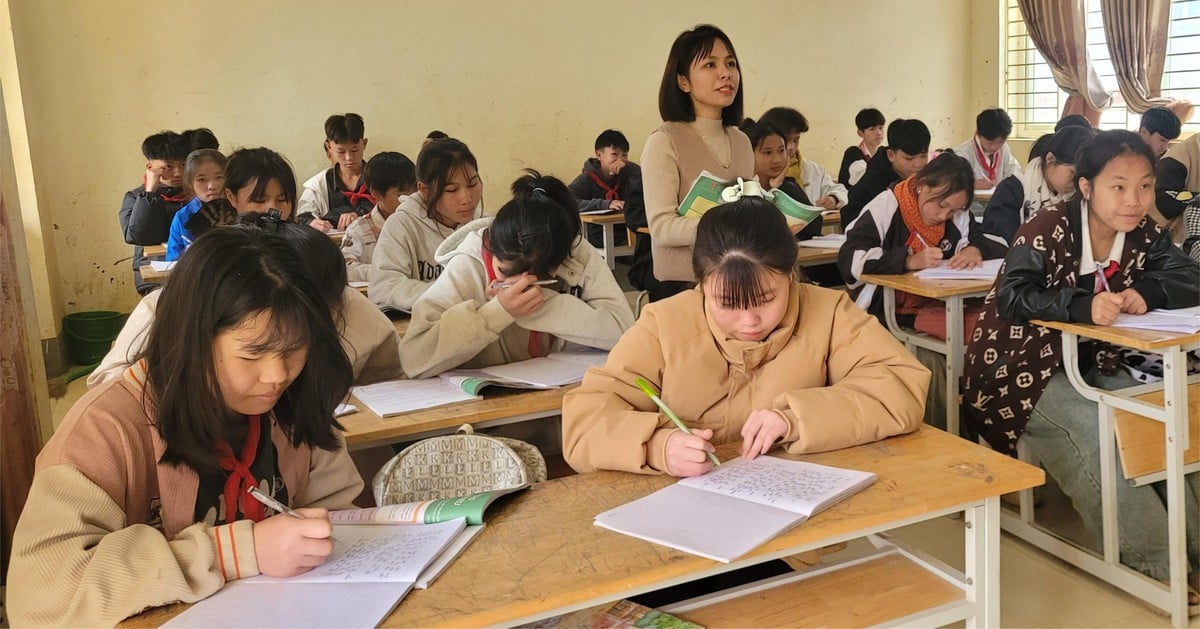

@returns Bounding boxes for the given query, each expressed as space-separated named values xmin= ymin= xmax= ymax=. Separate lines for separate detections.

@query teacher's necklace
xmin=696 ymin=124 xmax=732 ymax=169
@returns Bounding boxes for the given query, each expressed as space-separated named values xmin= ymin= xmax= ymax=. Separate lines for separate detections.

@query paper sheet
xmin=913 ymin=258 xmax=1003 ymax=280
xmin=1111 ymin=307 xmax=1200 ymax=334
xmin=164 ymin=581 xmax=411 ymax=628
xmin=351 ymin=379 xmax=480 ymax=416
xmin=148 ymin=260 xmax=177 ymax=272
xmin=680 ymin=456 xmax=876 ymax=515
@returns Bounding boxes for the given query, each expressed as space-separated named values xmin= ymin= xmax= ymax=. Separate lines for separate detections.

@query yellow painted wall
xmin=9 ymin=0 xmax=992 ymax=320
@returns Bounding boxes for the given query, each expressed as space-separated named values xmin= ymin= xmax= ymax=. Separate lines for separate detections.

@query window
xmin=1004 ymin=0 xmax=1200 ymax=136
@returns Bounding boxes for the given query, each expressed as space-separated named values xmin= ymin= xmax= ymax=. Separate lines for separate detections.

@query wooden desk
xmin=859 ymin=274 xmax=995 ymax=436
xmin=795 ymin=246 xmax=838 ymax=267
xmin=340 ymin=386 xmax=570 ymax=451
xmin=139 ymin=264 xmax=170 ymax=281
xmin=143 ymin=243 xmax=167 ymax=258
xmin=580 ymin=212 xmax=633 ymax=269
xmin=1114 ymin=383 xmax=1200 ymax=480
xmin=327 ymin=230 xmax=345 ymax=246
xmin=820 ymin=210 xmax=842 ymax=234
xmin=1008 ymin=319 xmax=1199 ymax=625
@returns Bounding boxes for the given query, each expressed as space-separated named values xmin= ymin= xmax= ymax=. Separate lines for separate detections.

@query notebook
xmin=351 ymin=378 xmax=481 ymax=417
xmin=913 ymin=258 xmax=1003 ymax=280
xmin=677 ymin=170 xmax=822 ymax=229
xmin=594 ymin=456 xmax=876 ymax=563
xmin=797 ymin=234 xmax=846 ymax=249
xmin=1111 ymin=306 xmax=1200 ymax=334
xmin=164 ymin=518 xmax=467 ymax=628
xmin=329 ymin=485 xmax=527 ymax=527
xmin=439 ymin=349 xmax=609 ymax=394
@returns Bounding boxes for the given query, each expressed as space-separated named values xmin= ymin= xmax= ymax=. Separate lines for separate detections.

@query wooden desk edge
xmin=1031 ymin=319 xmax=1200 ymax=351
xmin=859 ymin=273 xmax=994 ymax=299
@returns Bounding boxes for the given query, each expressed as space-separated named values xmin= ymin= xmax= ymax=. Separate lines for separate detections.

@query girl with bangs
xmin=9 ymin=226 xmax=363 ymax=627
xmin=562 ymin=198 xmax=928 ymax=477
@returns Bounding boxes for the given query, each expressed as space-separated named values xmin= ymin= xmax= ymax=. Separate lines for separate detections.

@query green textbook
xmin=329 ymin=485 xmax=528 ymax=526
xmin=676 ymin=170 xmax=822 ymax=229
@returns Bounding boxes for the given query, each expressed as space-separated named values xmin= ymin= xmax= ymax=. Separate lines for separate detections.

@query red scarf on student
xmin=480 ymin=231 xmax=553 ymax=358
xmin=585 ymin=171 xmax=621 ymax=201
xmin=342 ymin=183 xmax=374 ymax=208
xmin=973 ymin=136 xmax=999 ymax=182
xmin=216 ymin=415 xmax=266 ymax=524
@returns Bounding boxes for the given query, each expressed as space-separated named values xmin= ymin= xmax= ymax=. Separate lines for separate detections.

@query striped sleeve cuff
xmin=207 ymin=519 xmax=260 ymax=582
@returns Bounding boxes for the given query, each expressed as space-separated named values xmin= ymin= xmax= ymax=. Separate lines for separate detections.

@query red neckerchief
xmin=481 ymin=231 xmax=551 ymax=358
xmin=215 ymin=415 xmax=266 ymax=523
xmin=858 ymin=141 xmax=874 ymax=161
xmin=585 ymin=171 xmax=621 ymax=201
xmin=160 ymin=191 xmax=190 ymax=203
xmin=342 ymin=183 xmax=374 ymax=208
xmin=1093 ymin=260 xmax=1120 ymax=294
xmin=974 ymin=136 xmax=999 ymax=182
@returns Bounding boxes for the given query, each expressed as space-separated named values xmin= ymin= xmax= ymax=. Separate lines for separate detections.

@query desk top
xmin=143 ymin=243 xmax=167 ymax=257
xmin=139 ymin=264 xmax=169 ymax=281
xmin=580 ymin=212 xmax=626 ymax=225
xmin=126 ymin=427 xmax=1041 ymax=628
xmin=1030 ymin=319 xmax=1200 ymax=351
xmin=340 ymin=386 xmax=570 ymax=450
xmin=860 ymin=273 xmax=995 ymax=299
xmin=796 ymin=247 xmax=839 ymax=267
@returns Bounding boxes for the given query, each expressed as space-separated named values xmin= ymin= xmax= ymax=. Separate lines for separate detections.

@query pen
xmin=246 ymin=487 xmax=339 ymax=543
xmin=633 ymin=378 xmax=721 ymax=467
xmin=913 ymin=232 xmax=931 ymax=250
xmin=494 ymin=279 xmax=558 ymax=289
xmin=1094 ymin=269 xmax=1112 ymax=293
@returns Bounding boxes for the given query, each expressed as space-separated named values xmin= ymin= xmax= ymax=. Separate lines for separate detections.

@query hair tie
xmin=720 ymin=178 xmax=770 ymax=202
xmin=531 ymin=187 xmax=549 ymax=199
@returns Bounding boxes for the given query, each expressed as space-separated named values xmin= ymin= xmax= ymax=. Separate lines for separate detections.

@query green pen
xmin=634 ymin=378 xmax=721 ymax=467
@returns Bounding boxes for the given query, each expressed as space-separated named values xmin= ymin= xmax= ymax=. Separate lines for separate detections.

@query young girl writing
xmin=738 ymin=117 xmax=823 ymax=240
xmin=642 ymin=24 xmax=754 ymax=301
xmin=838 ymin=152 xmax=983 ymax=325
xmin=9 ymin=226 xmax=363 ymax=627
xmin=90 ymin=218 xmax=402 ymax=387
xmin=562 ymin=197 xmax=927 ymax=475
xmin=369 ymin=138 xmax=483 ymax=312
xmin=973 ymin=125 xmax=1094 ymax=259
xmin=166 ymin=149 xmax=227 ymax=260
xmin=961 ymin=131 xmax=1199 ymax=598
xmin=399 ymin=170 xmax=633 ymax=379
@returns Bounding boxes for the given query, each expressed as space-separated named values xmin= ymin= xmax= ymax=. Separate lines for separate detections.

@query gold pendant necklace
xmin=696 ymin=125 xmax=732 ymax=169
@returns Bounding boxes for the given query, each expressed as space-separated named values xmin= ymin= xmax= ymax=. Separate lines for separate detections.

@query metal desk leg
xmin=1162 ymin=346 xmax=1190 ymax=628
xmin=601 ymin=223 xmax=616 ymax=270
xmin=1098 ymin=402 xmax=1119 ymax=564
xmin=965 ymin=496 xmax=1001 ymax=628
xmin=945 ymin=296 xmax=965 ymax=437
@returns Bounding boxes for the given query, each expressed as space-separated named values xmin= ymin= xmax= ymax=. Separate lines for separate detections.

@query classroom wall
xmin=7 ymin=0 xmax=989 ymax=324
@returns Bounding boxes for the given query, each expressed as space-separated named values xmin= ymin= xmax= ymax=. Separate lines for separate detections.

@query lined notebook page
xmin=680 ymin=456 xmax=876 ymax=517
xmin=351 ymin=379 xmax=479 ymax=416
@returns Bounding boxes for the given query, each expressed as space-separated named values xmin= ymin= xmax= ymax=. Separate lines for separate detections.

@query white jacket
xmin=399 ymin=217 xmax=634 ymax=379
xmin=952 ymin=137 xmax=1022 ymax=185
xmin=799 ymin=159 xmax=848 ymax=208
xmin=88 ymin=287 xmax=402 ymax=387
xmin=368 ymin=191 xmax=482 ymax=312
xmin=297 ymin=169 xmax=332 ymax=220
xmin=342 ymin=206 xmax=388 ymax=283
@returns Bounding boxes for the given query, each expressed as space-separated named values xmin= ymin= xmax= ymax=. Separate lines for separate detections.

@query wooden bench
xmin=1114 ymin=382 xmax=1200 ymax=480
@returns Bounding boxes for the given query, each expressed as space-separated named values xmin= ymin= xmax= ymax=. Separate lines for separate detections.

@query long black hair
xmin=486 ymin=170 xmax=581 ymax=278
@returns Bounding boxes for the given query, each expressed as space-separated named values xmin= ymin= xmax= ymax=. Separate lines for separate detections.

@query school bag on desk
xmin=373 ymin=423 xmax=548 ymax=505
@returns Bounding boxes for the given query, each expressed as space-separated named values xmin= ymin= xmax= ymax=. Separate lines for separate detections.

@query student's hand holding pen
xmin=946 ymin=245 xmax=983 ymax=270
xmin=252 ymin=507 xmax=336 ymax=577
xmin=1091 ymin=291 xmax=1123 ymax=325
xmin=740 ymin=410 xmax=788 ymax=461
xmin=905 ymin=246 xmax=943 ymax=271
xmin=493 ymin=273 xmax=545 ymax=318
xmin=664 ymin=429 xmax=717 ymax=477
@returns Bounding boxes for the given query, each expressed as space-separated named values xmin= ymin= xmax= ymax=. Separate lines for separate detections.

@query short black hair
xmin=324 ymin=113 xmax=365 ymax=143
xmin=1140 ymin=107 xmax=1182 ymax=140
xmin=425 ymin=130 xmax=449 ymax=141
xmin=594 ymin=129 xmax=630 ymax=152
xmin=855 ymin=108 xmax=886 ymax=130
xmin=224 ymin=147 xmax=298 ymax=217
xmin=1037 ymin=125 xmax=1095 ymax=165
xmin=658 ymin=24 xmax=743 ymax=126
xmin=364 ymin=151 xmax=417 ymax=195
xmin=692 ymin=197 xmax=796 ymax=309
xmin=1074 ymin=129 xmax=1157 ymax=185
xmin=487 ymin=170 xmax=581 ymax=279
xmin=141 ymin=131 xmax=190 ymax=162
xmin=1055 ymin=114 xmax=1092 ymax=131
xmin=183 ymin=128 xmax=219 ymax=152
xmin=760 ymin=107 xmax=808 ymax=136
xmin=738 ymin=118 xmax=786 ymax=150
xmin=886 ymin=119 xmax=931 ymax=155
xmin=976 ymin=109 xmax=1013 ymax=141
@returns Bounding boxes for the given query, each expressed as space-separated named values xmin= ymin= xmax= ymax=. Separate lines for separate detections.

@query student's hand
xmin=495 ymin=273 xmax=544 ymax=318
xmin=309 ymin=217 xmax=333 ymax=233
xmin=740 ymin=410 xmax=788 ymax=460
xmin=946 ymin=246 xmax=983 ymax=270
xmin=905 ymin=247 xmax=943 ymax=271
xmin=608 ymin=199 xmax=625 ymax=212
xmin=252 ymin=507 xmax=335 ymax=578
xmin=607 ymin=160 xmax=627 ymax=176
xmin=1091 ymin=291 xmax=1123 ymax=326
xmin=144 ymin=168 xmax=161 ymax=192
xmin=816 ymin=196 xmax=839 ymax=210
xmin=769 ymin=172 xmax=786 ymax=190
xmin=1116 ymin=288 xmax=1148 ymax=315
xmin=336 ymin=213 xmax=357 ymax=231
xmin=664 ymin=428 xmax=716 ymax=477
xmin=788 ymin=222 xmax=806 ymax=236
xmin=975 ymin=177 xmax=993 ymax=189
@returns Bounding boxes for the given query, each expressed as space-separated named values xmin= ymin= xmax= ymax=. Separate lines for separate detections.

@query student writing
xmin=342 ymin=151 xmax=418 ymax=283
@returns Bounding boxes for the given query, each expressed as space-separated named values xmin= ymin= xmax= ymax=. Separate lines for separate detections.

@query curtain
xmin=1 ymin=196 xmax=42 ymax=577
xmin=1101 ymin=0 xmax=1174 ymax=113
xmin=1018 ymin=0 xmax=1113 ymax=120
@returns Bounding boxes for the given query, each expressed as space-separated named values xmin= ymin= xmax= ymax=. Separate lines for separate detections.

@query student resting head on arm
xmin=399 ymin=170 xmax=634 ymax=379
xmin=961 ymin=130 xmax=1200 ymax=594
xmin=8 ymin=226 xmax=363 ymax=627
xmin=562 ymin=197 xmax=929 ymax=477
xmin=642 ymin=24 xmax=754 ymax=300
xmin=368 ymin=137 xmax=483 ymax=313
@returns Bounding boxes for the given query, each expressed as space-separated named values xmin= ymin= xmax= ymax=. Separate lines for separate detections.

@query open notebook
xmin=439 ymin=349 xmax=609 ymax=394
xmin=913 ymin=258 xmax=1003 ymax=281
xmin=164 ymin=518 xmax=467 ymax=628
xmin=1111 ymin=306 xmax=1200 ymax=334
xmin=595 ymin=456 xmax=875 ymax=563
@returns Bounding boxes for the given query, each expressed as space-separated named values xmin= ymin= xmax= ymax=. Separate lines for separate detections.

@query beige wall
xmin=9 ymin=0 xmax=995 ymax=322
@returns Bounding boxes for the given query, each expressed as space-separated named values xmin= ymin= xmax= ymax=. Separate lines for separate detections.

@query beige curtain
xmin=1018 ymin=0 xmax=1113 ymax=119
xmin=1100 ymin=0 xmax=1174 ymax=113
xmin=1 ymin=196 xmax=42 ymax=576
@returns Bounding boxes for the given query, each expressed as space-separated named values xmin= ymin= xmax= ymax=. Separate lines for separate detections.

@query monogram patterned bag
xmin=372 ymin=424 xmax=547 ymax=505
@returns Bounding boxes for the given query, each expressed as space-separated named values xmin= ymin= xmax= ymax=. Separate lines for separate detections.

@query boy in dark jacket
xmin=118 ymin=131 xmax=192 ymax=294
xmin=568 ymin=129 xmax=644 ymax=248
xmin=842 ymin=119 xmax=930 ymax=228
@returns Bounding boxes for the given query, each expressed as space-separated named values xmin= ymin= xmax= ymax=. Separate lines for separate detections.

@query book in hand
xmin=330 ymin=485 xmax=528 ymax=526
xmin=164 ymin=518 xmax=468 ymax=628
xmin=676 ymin=170 xmax=823 ymax=230
xmin=594 ymin=456 xmax=876 ymax=563
xmin=440 ymin=349 xmax=609 ymax=395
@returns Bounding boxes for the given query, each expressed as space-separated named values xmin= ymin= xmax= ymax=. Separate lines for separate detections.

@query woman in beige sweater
xmin=642 ymin=24 xmax=755 ymax=301
xmin=562 ymin=198 xmax=929 ymax=476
